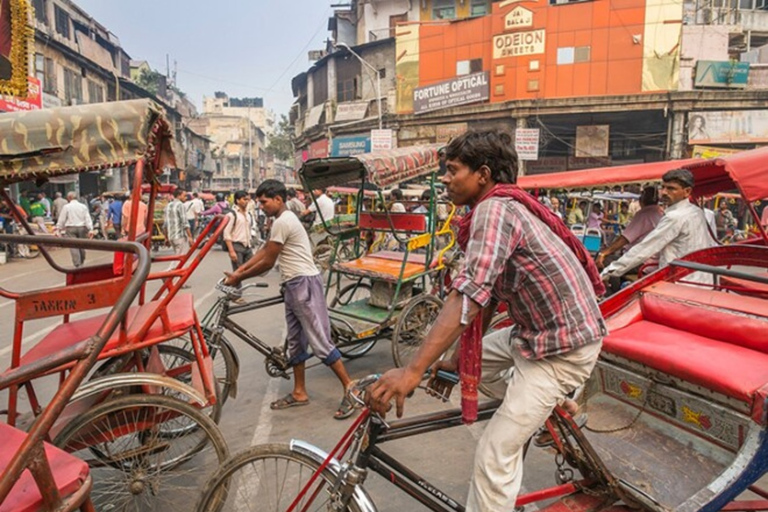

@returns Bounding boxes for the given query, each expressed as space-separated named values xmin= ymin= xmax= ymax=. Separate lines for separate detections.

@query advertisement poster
xmin=688 ymin=110 xmax=768 ymax=144
xmin=575 ymin=125 xmax=610 ymax=158
xmin=371 ymin=129 xmax=394 ymax=151
xmin=0 ymin=0 xmax=31 ymax=97
xmin=308 ymin=139 xmax=328 ymax=159
xmin=691 ymin=145 xmax=742 ymax=159
xmin=0 ymin=76 xmax=42 ymax=112
xmin=331 ymin=135 xmax=371 ymax=157
xmin=514 ymin=128 xmax=540 ymax=161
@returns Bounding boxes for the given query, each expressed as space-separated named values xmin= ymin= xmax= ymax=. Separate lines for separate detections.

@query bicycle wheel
xmin=54 ymin=394 xmax=229 ymax=512
xmin=392 ymin=295 xmax=443 ymax=368
xmin=330 ymin=283 xmax=376 ymax=359
xmin=196 ymin=443 xmax=363 ymax=512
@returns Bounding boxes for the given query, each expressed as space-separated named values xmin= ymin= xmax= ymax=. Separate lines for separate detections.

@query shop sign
xmin=308 ymin=139 xmax=329 ymax=159
xmin=305 ymin=103 xmax=325 ymax=128
xmin=371 ymin=129 xmax=394 ymax=151
xmin=694 ymin=61 xmax=749 ymax=89
xmin=42 ymin=92 xmax=62 ymax=109
xmin=505 ymin=7 xmax=533 ymax=30
xmin=575 ymin=125 xmax=610 ymax=158
xmin=515 ymin=128 xmax=540 ymax=161
xmin=526 ymin=157 xmax=567 ymax=175
xmin=568 ymin=156 xmax=612 ymax=170
xmin=435 ymin=123 xmax=468 ymax=143
xmin=331 ymin=135 xmax=371 ymax=157
xmin=0 ymin=77 xmax=42 ymax=112
xmin=691 ymin=145 xmax=742 ymax=159
xmin=688 ymin=110 xmax=768 ymax=144
xmin=335 ymin=101 xmax=369 ymax=122
xmin=493 ymin=30 xmax=545 ymax=59
xmin=294 ymin=149 xmax=308 ymax=171
xmin=413 ymin=72 xmax=490 ymax=115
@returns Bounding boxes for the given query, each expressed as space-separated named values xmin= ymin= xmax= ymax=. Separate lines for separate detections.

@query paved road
xmin=0 ymin=245 xmax=763 ymax=510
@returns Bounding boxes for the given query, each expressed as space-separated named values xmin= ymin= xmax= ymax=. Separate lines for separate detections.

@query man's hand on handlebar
xmin=223 ymin=271 xmax=240 ymax=287
xmin=367 ymin=367 xmax=422 ymax=419
xmin=426 ymin=359 xmax=458 ymax=403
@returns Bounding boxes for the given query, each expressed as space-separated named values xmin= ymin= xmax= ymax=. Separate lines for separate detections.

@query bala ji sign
xmin=505 ymin=6 xmax=533 ymax=30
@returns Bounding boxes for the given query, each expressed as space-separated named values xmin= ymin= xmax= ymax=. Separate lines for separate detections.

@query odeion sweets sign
xmin=493 ymin=30 xmax=546 ymax=59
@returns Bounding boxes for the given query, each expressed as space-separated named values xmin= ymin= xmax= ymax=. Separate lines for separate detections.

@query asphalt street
xmin=0 ymin=244 xmax=763 ymax=510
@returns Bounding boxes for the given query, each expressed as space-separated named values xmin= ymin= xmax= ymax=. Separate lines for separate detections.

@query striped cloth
xmin=164 ymin=199 xmax=187 ymax=241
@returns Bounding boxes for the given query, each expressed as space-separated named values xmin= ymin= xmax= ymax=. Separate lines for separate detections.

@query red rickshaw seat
xmin=602 ymin=286 xmax=768 ymax=404
xmin=0 ymin=423 xmax=89 ymax=512
xmin=16 ymin=294 xmax=197 ymax=369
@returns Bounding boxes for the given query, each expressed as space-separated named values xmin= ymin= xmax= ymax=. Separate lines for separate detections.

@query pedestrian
xmin=52 ymin=191 xmax=67 ymax=222
xmin=164 ymin=188 xmax=192 ymax=274
xmin=107 ymin=194 xmax=123 ymax=239
xmin=186 ymin=192 xmax=204 ymax=236
xmin=567 ymin=200 xmax=587 ymax=226
xmin=301 ymin=188 xmax=335 ymax=227
xmin=37 ymin=191 xmax=51 ymax=218
xmin=28 ymin=195 xmax=48 ymax=234
xmin=715 ymin=202 xmax=735 ymax=240
xmin=367 ymin=130 xmax=606 ymax=512
xmin=601 ymin=169 xmax=715 ymax=283
xmin=549 ymin=196 xmax=563 ymax=220
xmin=285 ymin=188 xmax=305 ymax=216
xmin=223 ymin=179 xmax=359 ymax=420
xmin=586 ymin=203 xmax=603 ymax=229
xmin=389 ymin=189 xmax=406 ymax=213
xmin=56 ymin=192 xmax=93 ymax=267
xmin=223 ymin=190 xmax=254 ymax=296
xmin=121 ymin=195 xmax=148 ymax=238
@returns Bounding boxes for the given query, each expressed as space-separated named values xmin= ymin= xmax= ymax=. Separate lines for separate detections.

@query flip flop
xmin=334 ymin=393 xmax=359 ymax=420
xmin=270 ymin=393 xmax=309 ymax=410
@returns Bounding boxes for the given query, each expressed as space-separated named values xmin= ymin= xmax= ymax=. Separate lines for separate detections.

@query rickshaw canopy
xmin=0 ymin=99 xmax=176 ymax=186
xmin=300 ymin=144 xmax=443 ymax=190
xmin=518 ymin=146 xmax=768 ymax=201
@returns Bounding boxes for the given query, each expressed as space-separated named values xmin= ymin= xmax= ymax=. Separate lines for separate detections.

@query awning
xmin=300 ymin=144 xmax=442 ymax=190
xmin=0 ymin=99 xmax=176 ymax=186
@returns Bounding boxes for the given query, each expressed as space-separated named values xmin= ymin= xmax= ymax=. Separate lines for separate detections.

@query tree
xmin=267 ymin=114 xmax=294 ymax=163
xmin=134 ymin=68 xmax=164 ymax=96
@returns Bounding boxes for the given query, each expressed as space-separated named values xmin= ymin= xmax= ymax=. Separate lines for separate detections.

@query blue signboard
xmin=694 ymin=61 xmax=750 ymax=89
xmin=331 ymin=135 xmax=371 ymax=157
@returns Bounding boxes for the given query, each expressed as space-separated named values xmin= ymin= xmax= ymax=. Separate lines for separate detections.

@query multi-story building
xmin=292 ymin=0 xmax=768 ymax=175
xmin=203 ymin=93 xmax=275 ymax=136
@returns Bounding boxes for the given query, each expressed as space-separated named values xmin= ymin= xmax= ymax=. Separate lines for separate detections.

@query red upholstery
xmin=640 ymin=293 xmax=768 ymax=354
xmin=720 ymin=274 xmax=768 ymax=299
xmin=603 ymin=320 xmax=768 ymax=402
xmin=359 ymin=212 xmax=427 ymax=232
xmin=15 ymin=294 xmax=197 ymax=369
xmin=0 ymin=423 xmax=89 ymax=512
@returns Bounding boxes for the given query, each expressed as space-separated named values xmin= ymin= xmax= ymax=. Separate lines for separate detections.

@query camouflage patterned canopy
xmin=300 ymin=144 xmax=443 ymax=190
xmin=0 ymin=99 xmax=176 ymax=185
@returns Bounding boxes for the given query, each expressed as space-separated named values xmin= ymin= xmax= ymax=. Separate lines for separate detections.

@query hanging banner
xmin=514 ymin=128 xmax=540 ymax=161
xmin=0 ymin=0 xmax=32 ymax=97
xmin=688 ymin=110 xmax=768 ymax=144
xmin=575 ymin=125 xmax=610 ymax=158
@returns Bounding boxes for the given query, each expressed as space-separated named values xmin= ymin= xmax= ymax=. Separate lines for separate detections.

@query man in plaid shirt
xmin=164 ymin=188 xmax=192 ymax=276
xmin=370 ymin=131 xmax=606 ymax=512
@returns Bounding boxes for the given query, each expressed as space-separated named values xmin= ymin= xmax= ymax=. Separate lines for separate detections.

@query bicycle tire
xmin=196 ymin=443 xmax=364 ymax=512
xmin=392 ymin=295 xmax=443 ymax=368
xmin=54 ymin=394 xmax=229 ymax=512
xmin=171 ymin=329 xmax=239 ymax=406
xmin=331 ymin=283 xmax=376 ymax=359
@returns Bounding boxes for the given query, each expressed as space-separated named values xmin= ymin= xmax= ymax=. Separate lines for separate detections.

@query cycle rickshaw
xmin=0 ymin=99 xmax=231 ymax=510
xmin=299 ymin=144 xmax=456 ymax=367
xmin=197 ymin=146 xmax=768 ymax=512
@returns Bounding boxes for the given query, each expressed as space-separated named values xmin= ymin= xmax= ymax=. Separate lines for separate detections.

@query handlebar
xmin=215 ymin=278 xmax=269 ymax=299
xmin=347 ymin=370 xmax=460 ymax=409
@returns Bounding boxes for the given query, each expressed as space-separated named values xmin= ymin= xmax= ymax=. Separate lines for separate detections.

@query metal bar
xmin=748 ymin=487 xmax=768 ymax=500
xmin=722 ymin=501 xmax=768 ymax=511
xmin=0 ymin=340 xmax=90 ymax=390
xmin=377 ymin=401 xmax=501 ymax=443
xmin=670 ymin=260 xmax=768 ymax=285
xmin=516 ymin=481 xmax=580 ymax=506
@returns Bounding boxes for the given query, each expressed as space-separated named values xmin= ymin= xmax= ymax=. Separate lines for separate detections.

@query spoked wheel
xmin=392 ymin=295 xmax=443 ymax=368
xmin=93 ymin=344 xmax=223 ymax=424
xmin=195 ymin=443 xmax=364 ymax=512
xmin=330 ymin=283 xmax=376 ymax=359
xmin=55 ymin=394 xmax=229 ymax=512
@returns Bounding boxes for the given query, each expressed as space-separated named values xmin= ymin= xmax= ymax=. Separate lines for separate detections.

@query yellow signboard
xmin=691 ymin=145 xmax=742 ymax=159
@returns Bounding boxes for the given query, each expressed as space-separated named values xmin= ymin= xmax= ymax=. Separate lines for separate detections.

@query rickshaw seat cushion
xmin=334 ymin=255 xmax=425 ymax=281
xmin=0 ymin=423 xmax=89 ymax=512
xmin=358 ymin=212 xmax=428 ymax=232
xmin=369 ymin=250 xmax=427 ymax=265
xmin=17 ymin=294 xmax=197 ymax=368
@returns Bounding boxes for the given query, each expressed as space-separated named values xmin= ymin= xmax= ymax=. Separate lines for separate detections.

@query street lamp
xmin=335 ymin=42 xmax=383 ymax=130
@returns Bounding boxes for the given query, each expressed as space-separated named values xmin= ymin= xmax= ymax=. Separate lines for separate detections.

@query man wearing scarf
xmin=369 ymin=130 xmax=606 ymax=512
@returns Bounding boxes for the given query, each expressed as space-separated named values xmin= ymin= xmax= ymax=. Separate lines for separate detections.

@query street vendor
xmin=368 ymin=130 xmax=606 ymax=512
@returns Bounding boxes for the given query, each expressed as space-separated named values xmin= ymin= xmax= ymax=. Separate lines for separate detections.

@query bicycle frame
xmin=288 ymin=401 xmax=611 ymax=512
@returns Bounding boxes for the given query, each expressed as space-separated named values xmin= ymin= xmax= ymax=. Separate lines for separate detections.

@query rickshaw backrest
xmin=15 ymin=278 xmax=127 ymax=322
xmin=359 ymin=212 xmax=428 ymax=233
xmin=640 ymin=284 xmax=768 ymax=354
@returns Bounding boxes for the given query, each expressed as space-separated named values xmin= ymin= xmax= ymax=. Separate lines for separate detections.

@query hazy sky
xmin=75 ymin=0 xmax=334 ymax=116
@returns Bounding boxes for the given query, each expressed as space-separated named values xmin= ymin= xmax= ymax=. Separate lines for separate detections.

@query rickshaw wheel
xmin=92 ymin=344 xmax=224 ymax=424
xmin=54 ymin=394 xmax=229 ymax=511
xmin=171 ymin=329 xmax=239 ymax=407
xmin=392 ymin=295 xmax=444 ymax=368
xmin=331 ymin=283 xmax=377 ymax=359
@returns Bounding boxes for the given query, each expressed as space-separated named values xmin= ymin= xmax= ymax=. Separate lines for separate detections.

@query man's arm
xmin=603 ymin=215 xmax=680 ymax=277
xmin=596 ymin=235 xmax=629 ymax=268
xmin=224 ymin=241 xmax=282 ymax=285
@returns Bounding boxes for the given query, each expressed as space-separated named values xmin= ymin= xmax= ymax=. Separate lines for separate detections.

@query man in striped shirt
xmin=164 ymin=189 xmax=192 ymax=273
xmin=369 ymin=131 xmax=605 ymax=512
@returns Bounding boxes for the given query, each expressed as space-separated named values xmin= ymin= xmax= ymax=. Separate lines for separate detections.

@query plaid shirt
xmin=452 ymin=198 xmax=606 ymax=360
xmin=164 ymin=199 xmax=187 ymax=241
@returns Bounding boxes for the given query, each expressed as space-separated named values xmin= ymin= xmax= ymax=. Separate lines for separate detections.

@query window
xmin=471 ymin=0 xmax=490 ymax=16
xmin=35 ymin=53 xmax=45 ymax=87
xmin=557 ymin=46 xmax=590 ymax=65
xmin=63 ymin=67 xmax=82 ymax=104
xmin=456 ymin=58 xmax=483 ymax=76
xmin=575 ymin=46 xmax=591 ymax=63
xmin=54 ymin=4 xmax=69 ymax=39
xmin=527 ymin=79 xmax=540 ymax=92
xmin=433 ymin=0 xmax=456 ymax=19
xmin=87 ymin=80 xmax=104 ymax=103
xmin=389 ymin=13 xmax=408 ymax=38
xmin=32 ymin=0 xmax=46 ymax=23
xmin=44 ymin=58 xmax=56 ymax=94
xmin=337 ymin=78 xmax=358 ymax=102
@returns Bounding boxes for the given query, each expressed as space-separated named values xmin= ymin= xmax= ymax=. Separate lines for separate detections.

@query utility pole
xmin=248 ymin=105 xmax=253 ymax=189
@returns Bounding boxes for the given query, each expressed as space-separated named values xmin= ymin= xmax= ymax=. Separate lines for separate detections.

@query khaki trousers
xmin=466 ymin=327 xmax=602 ymax=512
